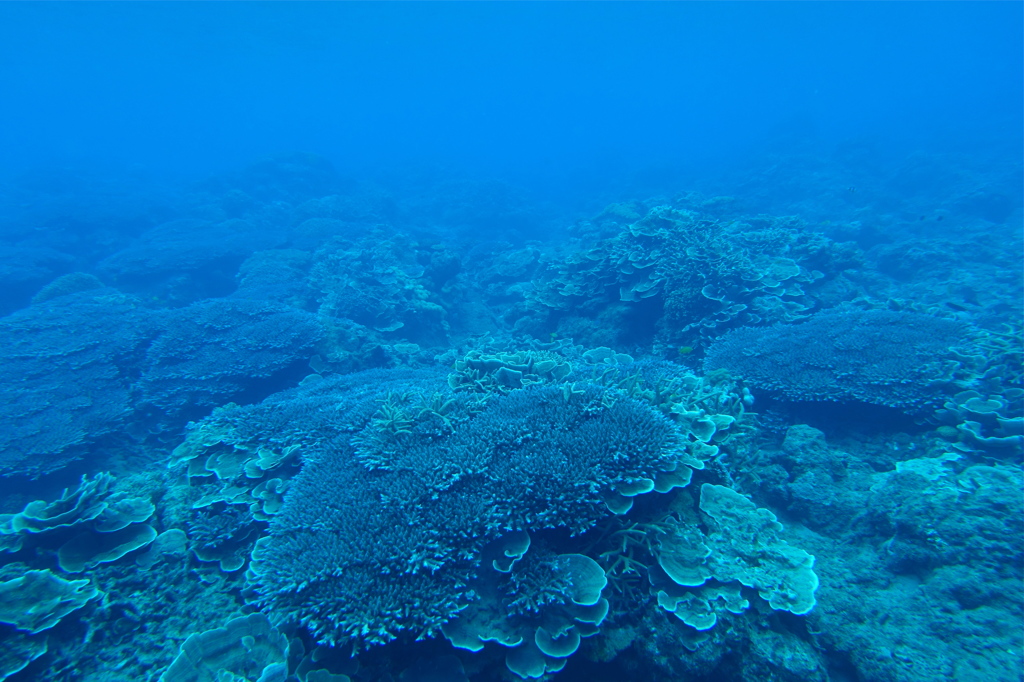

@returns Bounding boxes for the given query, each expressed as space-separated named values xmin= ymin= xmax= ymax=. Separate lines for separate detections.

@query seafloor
xmin=0 ymin=150 xmax=1020 ymax=682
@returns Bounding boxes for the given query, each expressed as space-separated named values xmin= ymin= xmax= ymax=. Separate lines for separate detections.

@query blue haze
xmin=0 ymin=3 xmax=1019 ymax=188
xmin=0 ymin=3 xmax=1020 ymax=682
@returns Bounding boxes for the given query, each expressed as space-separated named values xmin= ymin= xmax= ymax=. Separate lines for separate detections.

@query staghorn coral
xmin=248 ymin=380 xmax=684 ymax=648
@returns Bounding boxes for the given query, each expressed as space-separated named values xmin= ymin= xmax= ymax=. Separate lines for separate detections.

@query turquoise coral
xmin=0 ymin=568 xmax=99 ymax=634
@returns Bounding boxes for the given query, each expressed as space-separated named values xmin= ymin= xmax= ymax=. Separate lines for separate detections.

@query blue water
xmin=0 ymin=4 xmax=1020 ymax=682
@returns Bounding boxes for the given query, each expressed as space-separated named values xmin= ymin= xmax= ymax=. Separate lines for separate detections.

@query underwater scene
xmin=0 ymin=3 xmax=1021 ymax=682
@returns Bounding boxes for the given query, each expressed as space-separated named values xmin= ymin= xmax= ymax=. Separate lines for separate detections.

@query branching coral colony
xmin=138 ymin=344 xmax=819 ymax=680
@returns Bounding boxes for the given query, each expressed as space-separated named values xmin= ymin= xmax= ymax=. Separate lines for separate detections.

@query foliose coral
xmin=442 ymin=536 xmax=611 ymax=679
xmin=159 ymin=613 xmax=289 ymax=682
xmin=0 ymin=563 xmax=101 ymax=681
xmin=0 ymin=568 xmax=100 ymax=635
xmin=935 ymin=389 xmax=1023 ymax=457
xmin=1 ymin=472 xmax=158 ymax=573
xmin=530 ymin=205 xmax=827 ymax=350
xmin=309 ymin=232 xmax=449 ymax=345
xmin=0 ymin=627 xmax=48 ymax=681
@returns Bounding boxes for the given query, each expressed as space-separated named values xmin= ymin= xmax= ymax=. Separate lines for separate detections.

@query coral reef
xmin=0 ymin=147 xmax=1018 ymax=682
xmin=527 ymin=206 xmax=831 ymax=352
xmin=159 ymin=346 xmax=815 ymax=679
xmin=98 ymin=218 xmax=284 ymax=303
xmin=137 ymin=298 xmax=323 ymax=420
xmin=0 ymin=568 xmax=99 ymax=635
xmin=0 ymin=290 xmax=323 ymax=477
xmin=0 ymin=291 xmax=155 ymax=477
xmin=704 ymin=307 xmax=974 ymax=411
xmin=248 ymin=377 xmax=687 ymax=649
xmin=160 ymin=613 xmax=289 ymax=682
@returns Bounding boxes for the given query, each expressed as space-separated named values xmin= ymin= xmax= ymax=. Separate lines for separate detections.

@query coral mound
xmin=704 ymin=308 xmax=971 ymax=410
